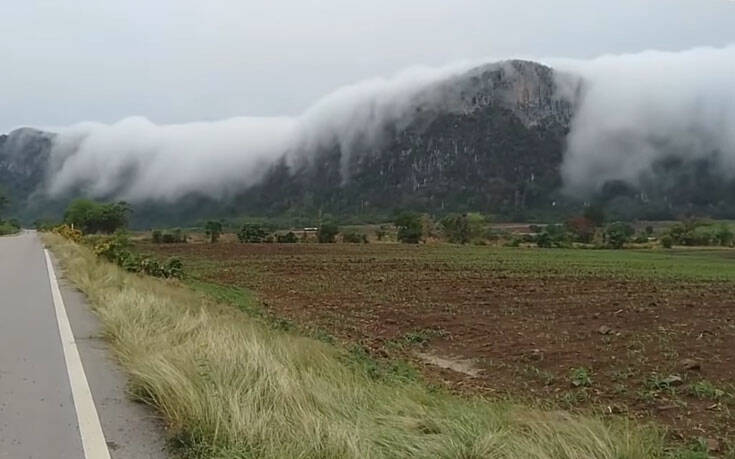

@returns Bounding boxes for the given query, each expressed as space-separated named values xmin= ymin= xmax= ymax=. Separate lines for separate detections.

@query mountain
xmin=2 ymin=60 xmax=735 ymax=227
xmin=235 ymin=60 xmax=577 ymax=222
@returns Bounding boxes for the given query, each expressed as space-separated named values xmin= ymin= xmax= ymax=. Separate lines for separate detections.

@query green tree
xmin=317 ymin=222 xmax=339 ymax=243
xmin=714 ymin=224 xmax=734 ymax=247
xmin=238 ymin=224 xmax=267 ymax=243
xmin=64 ymin=199 xmax=130 ymax=234
xmin=605 ymin=222 xmax=635 ymax=249
xmin=440 ymin=213 xmax=485 ymax=244
xmin=0 ymin=191 xmax=9 ymax=219
xmin=395 ymin=212 xmax=423 ymax=244
xmin=205 ymin=220 xmax=223 ymax=243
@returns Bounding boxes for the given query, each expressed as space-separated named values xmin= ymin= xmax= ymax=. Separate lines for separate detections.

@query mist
xmin=43 ymin=45 xmax=735 ymax=202
xmin=46 ymin=60 xmax=479 ymax=202
xmin=553 ymin=45 xmax=735 ymax=194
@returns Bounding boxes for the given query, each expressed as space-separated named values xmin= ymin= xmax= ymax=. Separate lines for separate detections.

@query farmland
xmin=139 ymin=240 xmax=735 ymax=450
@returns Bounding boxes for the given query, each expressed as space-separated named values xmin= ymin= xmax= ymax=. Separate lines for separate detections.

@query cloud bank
xmin=552 ymin=45 xmax=735 ymax=193
xmin=44 ymin=45 xmax=735 ymax=202
xmin=46 ymin=60 xmax=479 ymax=201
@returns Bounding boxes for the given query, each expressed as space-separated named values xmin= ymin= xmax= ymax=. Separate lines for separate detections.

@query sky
xmin=2 ymin=0 xmax=735 ymax=133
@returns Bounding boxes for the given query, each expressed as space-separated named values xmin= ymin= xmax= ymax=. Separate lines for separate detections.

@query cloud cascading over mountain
xmin=46 ymin=61 xmax=480 ymax=202
xmin=40 ymin=45 xmax=735 ymax=204
xmin=551 ymin=45 xmax=735 ymax=194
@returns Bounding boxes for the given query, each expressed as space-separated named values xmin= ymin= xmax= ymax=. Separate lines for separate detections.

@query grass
xmin=0 ymin=222 xmax=20 ymax=236
xmin=45 ymin=234 xmax=677 ymax=458
xmin=429 ymin=245 xmax=735 ymax=282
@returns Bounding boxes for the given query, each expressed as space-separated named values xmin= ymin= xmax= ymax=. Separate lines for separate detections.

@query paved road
xmin=0 ymin=231 xmax=167 ymax=458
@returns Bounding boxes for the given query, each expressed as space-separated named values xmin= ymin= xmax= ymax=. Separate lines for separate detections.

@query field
xmin=141 ymin=240 xmax=735 ymax=452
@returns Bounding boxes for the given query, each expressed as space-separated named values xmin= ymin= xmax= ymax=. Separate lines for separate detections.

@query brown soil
xmin=142 ymin=242 xmax=735 ymax=446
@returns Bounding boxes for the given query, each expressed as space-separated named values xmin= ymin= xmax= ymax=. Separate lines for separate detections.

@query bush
xmin=536 ymin=232 xmax=553 ymax=248
xmin=276 ymin=232 xmax=298 ymax=243
xmin=605 ymin=222 xmax=635 ymax=249
xmin=395 ymin=212 xmax=423 ymax=244
xmin=93 ymin=232 xmax=183 ymax=279
xmin=0 ymin=218 xmax=20 ymax=236
xmin=153 ymin=229 xmax=186 ymax=244
xmin=53 ymin=224 xmax=83 ymax=242
xmin=535 ymin=224 xmax=571 ymax=248
xmin=342 ymin=231 xmax=368 ymax=243
xmin=317 ymin=223 xmax=339 ymax=243
xmin=238 ymin=224 xmax=268 ymax=243
xmin=660 ymin=234 xmax=674 ymax=249
xmin=440 ymin=213 xmax=485 ymax=244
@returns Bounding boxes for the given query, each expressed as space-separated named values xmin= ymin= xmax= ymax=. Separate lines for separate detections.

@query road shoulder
xmin=48 ymin=251 xmax=169 ymax=459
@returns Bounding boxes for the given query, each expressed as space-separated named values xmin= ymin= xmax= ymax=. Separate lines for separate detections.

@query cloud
xmin=43 ymin=44 xmax=735 ymax=203
xmin=551 ymin=45 xmax=735 ymax=193
xmin=46 ymin=60 xmax=480 ymax=201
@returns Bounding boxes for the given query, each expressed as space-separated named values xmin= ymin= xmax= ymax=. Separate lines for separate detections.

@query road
xmin=0 ymin=231 xmax=167 ymax=458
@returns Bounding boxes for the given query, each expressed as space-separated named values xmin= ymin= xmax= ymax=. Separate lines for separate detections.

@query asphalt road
xmin=0 ymin=231 xmax=167 ymax=458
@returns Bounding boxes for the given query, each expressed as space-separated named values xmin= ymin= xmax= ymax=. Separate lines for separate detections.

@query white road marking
xmin=44 ymin=249 xmax=111 ymax=459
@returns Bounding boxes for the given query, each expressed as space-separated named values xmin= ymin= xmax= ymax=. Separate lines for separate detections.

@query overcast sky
xmin=2 ymin=0 xmax=734 ymax=133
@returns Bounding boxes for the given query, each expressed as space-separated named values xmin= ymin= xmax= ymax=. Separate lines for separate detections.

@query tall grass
xmin=45 ymin=234 xmax=668 ymax=458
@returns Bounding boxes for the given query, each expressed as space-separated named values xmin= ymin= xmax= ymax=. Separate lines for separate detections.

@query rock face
xmin=240 ymin=60 xmax=576 ymax=219
xmin=0 ymin=128 xmax=55 ymax=218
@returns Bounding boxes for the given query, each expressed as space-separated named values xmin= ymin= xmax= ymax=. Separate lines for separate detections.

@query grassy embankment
xmin=45 ymin=233 xmax=673 ymax=458
xmin=0 ymin=221 xmax=20 ymax=235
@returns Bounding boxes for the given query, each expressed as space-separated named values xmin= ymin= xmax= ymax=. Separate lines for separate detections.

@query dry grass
xmin=45 ymin=234 xmax=669 ymax=458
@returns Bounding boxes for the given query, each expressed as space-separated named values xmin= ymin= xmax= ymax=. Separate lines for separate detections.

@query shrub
xmin=53 ymin=224 xmax=83 ymax=242
xmin=238 ymin=224 xmax=268 ymax=243
xmin=0 ymin=218 xmax=20 ymax=236
xmin=153 ymin=228 xmax=186 ymax=244
xmin=440 ymin=213 xmax=486 ymax=244
xmin=395 ymin=212 xmax=423 ymax=244
xmin=93 ymin=232 xmax=183 ymax=279
xmin=317 ymin=223 xmax=339 ymax=243
xmin=536 ymin=232 xmax=553 ymax=248
xmin=276 ymin=232 xmax=298 ymax=243
xmin=535 ymin=224 xmax=571 ymax=248
xmin=660 ymin=234 xmax=674 ymax=249
xmin=605 ymin=222 xmax=635 ymax=249
xmin=343 ymin=231 xmax=368 ymax=243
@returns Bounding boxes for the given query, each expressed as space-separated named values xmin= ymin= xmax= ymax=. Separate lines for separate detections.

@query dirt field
xmin=140 ymin=241 xmax=735 ymax=449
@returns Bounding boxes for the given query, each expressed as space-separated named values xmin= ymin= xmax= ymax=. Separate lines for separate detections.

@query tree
xmin=0 ymin=191 xmax=9 ymax=219
xmin=64 ymin=199 xmax=130 ymax=234
xmin=238 ymin=224 xmax=267 ymax=243
xmin=605 ymin=222 xmax=635 ymax=249
xmin=317 ymin=222 xmax=339 ymax=243
xmin=565 ymin=216 xmax=596 ymax=243
xmin=205 ymin=220 xmax=223 ymax=243
xmin=395 ymin=212 xmax=423 ymax=244
xmin=440 ymin=213 xmax=485 ymax=244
